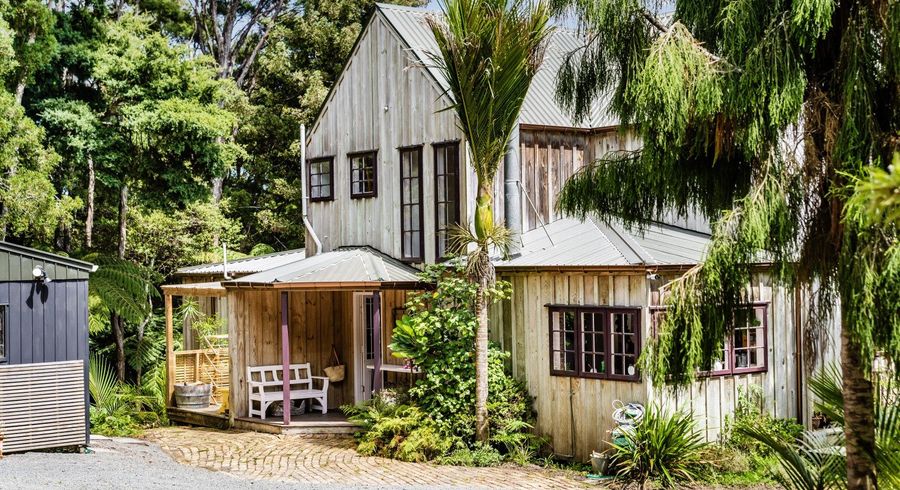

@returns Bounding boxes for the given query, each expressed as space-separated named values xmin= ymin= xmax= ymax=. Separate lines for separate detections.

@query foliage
xmin=609 ymin=404 xmax=707 ymax=488
xmin=342 ymin=391 xmax=455 ymax=462
xmin=345 ymin=263 xmax=541 ymax=463
xmin=89 ymin=353 xmax=167 ymax=437
xmin=806 ymin=366 xmax=900 ymax=488
xmin=389 ymin=263 xmax=531 ymax=441
xmin=438 ymin=443 xmax=504 ymax=467
xmin=126 ymin=202 xmax=245 ymax=277
xmin=724 ymin=385 xmax=805 ymax=461
xmin=735 ymin=367 xmax=900 ymax=489
xmin=551 ymin=0 xmax=898 ymax=483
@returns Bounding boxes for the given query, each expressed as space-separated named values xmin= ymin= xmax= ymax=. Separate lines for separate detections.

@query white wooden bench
xmin=247 ymin=363 xmax=329 ymax=419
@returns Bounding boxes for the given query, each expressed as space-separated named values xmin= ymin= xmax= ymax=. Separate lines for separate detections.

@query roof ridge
xmin=177 ymin=248 xmax=306 ymax=273
xmin=0 ymin=241 xmax=97 ymax=272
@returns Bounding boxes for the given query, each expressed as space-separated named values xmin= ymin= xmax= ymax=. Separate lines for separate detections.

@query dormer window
xmin=308 ymin=157 xmax=334 ymax=202
xmin=349 ymin=151 xmax=378 ymax=198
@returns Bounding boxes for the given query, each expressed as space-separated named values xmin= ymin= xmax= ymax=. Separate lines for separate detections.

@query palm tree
xmin=427 ymin=0 xmax=551 ymax=442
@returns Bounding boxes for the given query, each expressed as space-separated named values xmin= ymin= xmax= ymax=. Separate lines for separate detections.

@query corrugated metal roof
xmin=225 ymin=247 xmax=421 ymax=286
xmin=376 ymin=3 xmax=616 ymax=129
xmin=176 ymin=249 xmax=306 ymax=276
xmin=495 ymin=218 xmax=711 ymax=268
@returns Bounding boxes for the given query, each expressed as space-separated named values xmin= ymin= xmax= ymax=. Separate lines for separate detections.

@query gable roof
xmin=223 ymin=246 xmax=424 ymax=289
xmin=494 ymin=218 xmax=712 ymax=270
xmin=175 ymin=249 xmax=306 ymax=277
xmin=366 ymin=4 xmax=615 ymax=130
xmin=0 ymin=241 xmax=96 ymax=281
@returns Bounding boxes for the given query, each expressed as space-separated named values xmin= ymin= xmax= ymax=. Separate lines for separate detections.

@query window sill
xmin=550 ymin=372 xmax=641 ymax=383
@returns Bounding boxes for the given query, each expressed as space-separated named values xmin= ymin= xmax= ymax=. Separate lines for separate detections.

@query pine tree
xmin=551 ymin=1 xmax=899 ymax=487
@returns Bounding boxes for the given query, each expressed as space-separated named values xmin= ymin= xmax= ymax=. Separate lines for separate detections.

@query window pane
xmin=400 ymin=148 xmax=422 ymax=260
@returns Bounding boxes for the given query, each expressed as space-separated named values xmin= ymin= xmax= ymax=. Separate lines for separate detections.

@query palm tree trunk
xmin=474 ymin=267 xmax=490 ymax=442
xmin=841 ymin=308 xmax=877 ymax=489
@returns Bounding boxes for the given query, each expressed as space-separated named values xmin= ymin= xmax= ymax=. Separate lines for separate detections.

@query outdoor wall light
xmin=32 ymin=266 xmax=50 ymax=284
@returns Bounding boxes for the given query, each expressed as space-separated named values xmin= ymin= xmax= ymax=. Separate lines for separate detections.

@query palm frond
xmin=89 ymin=353 xmax=125 ymax=414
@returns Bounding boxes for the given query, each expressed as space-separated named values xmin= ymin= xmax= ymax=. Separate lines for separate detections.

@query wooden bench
xmin=247 ymin=363 xmax=329 ymax=419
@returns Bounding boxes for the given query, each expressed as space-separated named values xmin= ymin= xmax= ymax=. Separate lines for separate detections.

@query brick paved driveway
xmin=143 ymin=427 xmax=587 ymax=489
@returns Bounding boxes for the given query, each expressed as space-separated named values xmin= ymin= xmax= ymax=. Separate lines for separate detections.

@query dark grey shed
xmin=0 ymin=242 xmax=96 ymax=453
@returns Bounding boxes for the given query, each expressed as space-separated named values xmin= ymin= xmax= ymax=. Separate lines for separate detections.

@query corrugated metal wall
xmin=0 ymin=360 xmax=86 ymax=452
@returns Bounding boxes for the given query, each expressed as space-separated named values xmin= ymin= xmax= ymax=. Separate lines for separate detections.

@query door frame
xmin=352 ymin=292 xmax=374 ymax=403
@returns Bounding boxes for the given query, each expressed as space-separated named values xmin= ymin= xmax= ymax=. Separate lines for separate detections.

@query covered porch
xmin=163 ymin=247 xmax=427 ymax=434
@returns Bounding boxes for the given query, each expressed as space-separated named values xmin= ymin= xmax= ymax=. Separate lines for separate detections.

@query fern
xmin=83 ymin=253 xmax=157 ymax=324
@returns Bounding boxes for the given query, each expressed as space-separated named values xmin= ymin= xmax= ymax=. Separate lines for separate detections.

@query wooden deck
xmin=168 ymin=406 xmax=359 ymax=435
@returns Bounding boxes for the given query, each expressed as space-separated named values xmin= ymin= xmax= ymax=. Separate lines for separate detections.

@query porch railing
xmin=173 ymin=348 xmax=230 ymax=405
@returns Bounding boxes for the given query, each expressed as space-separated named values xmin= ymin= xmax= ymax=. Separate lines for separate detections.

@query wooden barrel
xmin=174 ymin=382 xmax=211 ymax=409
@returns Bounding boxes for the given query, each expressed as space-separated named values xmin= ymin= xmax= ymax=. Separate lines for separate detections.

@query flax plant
xmin=427 ymin=0 xmax=551 ymax=442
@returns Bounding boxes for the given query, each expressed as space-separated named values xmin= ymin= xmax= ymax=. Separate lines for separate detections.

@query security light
xmin=32 ymin=266 xmax=50 ymax=283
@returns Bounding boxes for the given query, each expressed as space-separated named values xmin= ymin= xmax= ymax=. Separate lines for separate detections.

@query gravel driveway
xmin=0 ymin=436 xmax=329 ymax=490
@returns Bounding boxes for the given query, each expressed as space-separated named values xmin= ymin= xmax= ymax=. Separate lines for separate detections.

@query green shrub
xmin=610 ymin=404 xmax=707 ymax=488
xmin=724 ymin=385 xmax=804 ymax=463
xmin=438 ymin=443 xmax=503 ymax=467
xmin=386 ymin=262 xmax=541 ymax=460
xmin=343 ymin=391 xmax=456 ymax=462
xmin=89 ymin=354 xmax=167 ymax=436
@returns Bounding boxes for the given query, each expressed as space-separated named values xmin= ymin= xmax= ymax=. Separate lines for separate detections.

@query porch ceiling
xmin=222 ymin=246 xmax=428 ymax=291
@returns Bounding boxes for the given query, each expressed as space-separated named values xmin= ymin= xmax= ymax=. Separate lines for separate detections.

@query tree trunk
xmin=14 ymin=31 xmax=37 ymax=105
xmin=841 ymin=309 xmax=877 ymax=489
xmin=118 ymin=184 xmax=128 ymax=259
xmin=111 ymin=312 xmax=126 ymax=383
xmin=85 ymin=153 xmax=95 ymax=249
xmin=474 ymin=267 xmax=490 ymax=443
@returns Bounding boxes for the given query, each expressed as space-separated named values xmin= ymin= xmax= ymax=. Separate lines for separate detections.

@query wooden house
xmin=0 ymin=242 xmax=95 ymax=453
xmin=165 ymin=3 xmax=838 ymax=460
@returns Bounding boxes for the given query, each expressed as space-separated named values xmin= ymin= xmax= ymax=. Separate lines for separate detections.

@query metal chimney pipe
xmin=299 ymin=123 xmax=322 ymax=255
xmin=504 ymin=124 xmax=522 ymax=257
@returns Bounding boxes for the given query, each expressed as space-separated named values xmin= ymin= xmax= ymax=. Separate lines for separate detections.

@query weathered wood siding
xmin=306 ymin=12 xmax=468 ymax=262
xmin=495 ymin=272 xmax=649 ymax=461
xmin=518 ymin=128 xmax=641 ymax=231
xmin=651 ymin=273 xmax=802 ymax=442
xmin=492 ymin=270 xmax=804 ymax=461
xmin=228 ymin=289 xmax=407 ymax=418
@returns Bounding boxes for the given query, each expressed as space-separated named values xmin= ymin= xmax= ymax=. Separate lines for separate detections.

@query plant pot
xmin=174 ymin=382 xmax=211 ymax=409
xmin=591 ymin=451 xmax=612 ymax=475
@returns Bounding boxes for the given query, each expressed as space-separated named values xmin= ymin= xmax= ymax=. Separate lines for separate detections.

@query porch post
xmin=280 ymin=291 xmax=291 ymax=425
xmin=372 ymin=290 xmax=383 ymax=393
xmin=165 ymin=293 xmax=175 ymax=407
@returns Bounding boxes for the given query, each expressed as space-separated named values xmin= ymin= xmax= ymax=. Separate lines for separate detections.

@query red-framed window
xmin=649 ymin=303 xmax=768 ymax=376
xmin=308 ymin=157 xmax=334 ymax=202
xmin=349 ymin=151 xmax=378 ymax=199
xmin=549 ymin=305 xmax=641 ymax=381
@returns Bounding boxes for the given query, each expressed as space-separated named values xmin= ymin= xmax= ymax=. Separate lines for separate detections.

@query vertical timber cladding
xmin=305 ymin=11 xmax=465 ymax=263
xmin=228 ymin=289 xmax=408 ymax=418
xmin=650 ymin=272 xmax=801 ymax=441
xmin=497 ymin=271 xmax=650 ymax=461
xmin=0 ymin=360 xmax=86 ymax=452
xmin=519 ymin=128 xmax=638 ymax=232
